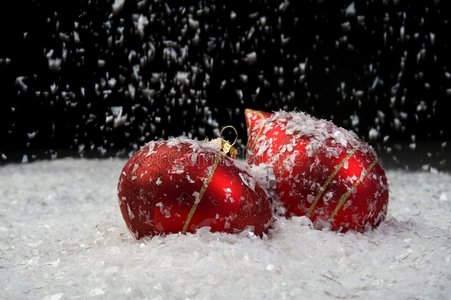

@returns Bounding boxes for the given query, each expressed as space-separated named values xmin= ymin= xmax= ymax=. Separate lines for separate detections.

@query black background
xmin=1 ymin=0 xmax=450 ymax=170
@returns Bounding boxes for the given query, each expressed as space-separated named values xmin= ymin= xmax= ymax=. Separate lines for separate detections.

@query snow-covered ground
xmin=0 ymin=158 xmax=450 ymax=299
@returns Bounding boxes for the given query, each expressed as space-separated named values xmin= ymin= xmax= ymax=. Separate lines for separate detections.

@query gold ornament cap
xmin=220 ymin=125 xmax=238 ymax=159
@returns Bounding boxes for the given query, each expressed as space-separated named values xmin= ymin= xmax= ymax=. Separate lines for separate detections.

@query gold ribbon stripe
xmin=306 ymin=148 xmax=358 ymax=217
xmin=328 ymin=158 xmax=378 ymax=222
xmin=181 ymin=154 xmax=223 ymax=233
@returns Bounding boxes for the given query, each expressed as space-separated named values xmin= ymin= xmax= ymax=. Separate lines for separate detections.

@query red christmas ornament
xmin=117 ymin=137 xmax=272 ymax=238
xmin=245 ymin=109 xmax=389 ymax=232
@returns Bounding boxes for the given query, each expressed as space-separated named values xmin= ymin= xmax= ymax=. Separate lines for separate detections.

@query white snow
xmin=1 ymin=159 xmax=450 ymax=299
xmin=112 ymin=0 xmax=125 ymax=14
xmin=346 ymin=2 xmax=356 ymax=16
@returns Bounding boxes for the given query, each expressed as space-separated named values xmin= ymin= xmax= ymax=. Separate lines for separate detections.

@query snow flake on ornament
xmin=127 ymin=203 xmax=135 ymax=220
xmin=146 ymin=142 xmax=156 ymax=156
xmin=171 ymin=164 xmax=185 ymax=174
xmin=239 ymin=173 xmax=256 ymax=191
xmin=186 ymin=174 xmax=195 ymax=183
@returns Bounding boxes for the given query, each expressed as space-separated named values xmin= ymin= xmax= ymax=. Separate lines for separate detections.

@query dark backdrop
xmin=1 ymin=0 xmax=450 ymax=170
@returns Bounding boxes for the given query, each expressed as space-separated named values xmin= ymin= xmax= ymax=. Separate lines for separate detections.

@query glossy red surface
xmin=118 ymin=140 xmax=272 ymax=238
xmin=246 ymin=109 xmax=389 ymax=232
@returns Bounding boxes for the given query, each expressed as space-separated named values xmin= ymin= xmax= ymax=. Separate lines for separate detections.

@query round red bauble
xmin=117 ymin=138 xmax=272 ymax=238
xmin=245 ymin=109 xmax=389 ymax=232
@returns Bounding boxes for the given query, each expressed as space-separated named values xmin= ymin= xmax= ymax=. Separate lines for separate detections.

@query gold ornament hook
xmin=220 ymin=125 xmax=238 ymax=146
xmin=219 ymin=125 xmax=238 ymax=159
